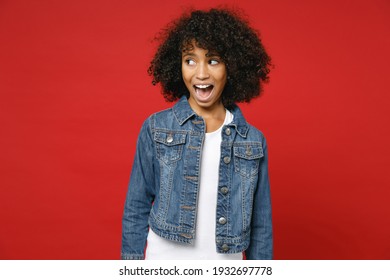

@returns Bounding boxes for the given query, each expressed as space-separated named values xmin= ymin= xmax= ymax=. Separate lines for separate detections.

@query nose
xmin=196 ymin=62 xmax=210 ymax=80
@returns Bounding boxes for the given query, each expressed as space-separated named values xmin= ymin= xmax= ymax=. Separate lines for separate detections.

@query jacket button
xmin=223 ymin=156 xmax=231 ymax=164
xmin=221 ymin=244 xmax=230 ymax=252
xmin=166 ymin=135 xmax=173 ymax=143
xmin=218 ymin=217 xmax=227 ymax=224
xmin=246 ymin=146 xmax=252 ymax=156
xmin=220 ymin=186 xmax=229 ymax=194
xmin=225 ymin=128 xmax=231 ymax=136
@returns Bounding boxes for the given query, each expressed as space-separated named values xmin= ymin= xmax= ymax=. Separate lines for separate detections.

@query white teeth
xmin=195 ymin=84 xmax=212 ymax=89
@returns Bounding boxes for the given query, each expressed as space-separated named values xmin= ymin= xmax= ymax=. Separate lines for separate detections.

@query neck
xmin=193 ymin=105 xmax=226 ymax=133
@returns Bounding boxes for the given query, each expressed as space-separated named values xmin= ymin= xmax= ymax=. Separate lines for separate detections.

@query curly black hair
xmin=148 ymin=8 xmax=272 ymax=108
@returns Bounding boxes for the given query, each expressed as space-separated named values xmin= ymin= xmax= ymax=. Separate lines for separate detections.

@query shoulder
xmin=143 ymin=105 xmax=187 ymax=133
xmin=247 ymin=122 xmax=266 ymax=140
xmin=229 ymin=105 xmax=267 ymax=143
xmin=142 ymin=107 xmax=175 ymax=129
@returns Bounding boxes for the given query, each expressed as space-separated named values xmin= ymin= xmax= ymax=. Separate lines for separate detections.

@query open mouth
xmin=193 ymin=84 xmax=214 ymax=100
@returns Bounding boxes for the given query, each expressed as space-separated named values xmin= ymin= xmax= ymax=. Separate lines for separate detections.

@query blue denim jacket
xmin=121 ymin=96 xmax=273 ymax=260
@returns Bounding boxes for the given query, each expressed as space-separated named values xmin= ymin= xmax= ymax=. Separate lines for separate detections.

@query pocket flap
xmin=233 ymin=143 xmax=264 ymax=160
xmin=154 ymin=131 xmax=186 ymax=146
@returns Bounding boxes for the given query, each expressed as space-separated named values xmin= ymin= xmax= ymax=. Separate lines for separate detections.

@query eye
xmin=209 ymin=59 xmax=220 ymax=65
xmin=185 ymin=59 xmax=196 ymax=66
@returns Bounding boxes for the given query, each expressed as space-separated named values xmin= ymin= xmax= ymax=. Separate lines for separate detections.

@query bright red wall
xmin=1 ymin=0 xmax=389 ymax=259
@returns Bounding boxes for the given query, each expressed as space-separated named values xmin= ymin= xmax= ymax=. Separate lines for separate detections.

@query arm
xmin=121 ymin=118 xmax=155 ymax=260
xmin=245 ymin=136 xmax=273 ymax=260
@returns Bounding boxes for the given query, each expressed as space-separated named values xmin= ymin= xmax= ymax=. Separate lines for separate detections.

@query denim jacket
xmin=121 ymin=96 xmax=273 ymax=260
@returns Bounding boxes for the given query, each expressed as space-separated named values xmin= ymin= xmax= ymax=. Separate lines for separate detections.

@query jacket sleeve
xmin=121 ymin=118 xmax=155 ymax=260
xmin=245 ymin=135 xmax=273 ymax=260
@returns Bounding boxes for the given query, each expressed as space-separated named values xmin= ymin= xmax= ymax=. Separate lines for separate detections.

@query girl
xmin=122 ymin=8 xmax=273 ymax=260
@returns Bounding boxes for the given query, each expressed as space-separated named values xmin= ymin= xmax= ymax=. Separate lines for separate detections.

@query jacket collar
xmin=173 ymin=96 xmax=249 ymax=138
xmin=172 ymin=96 xmax=196 ymax=125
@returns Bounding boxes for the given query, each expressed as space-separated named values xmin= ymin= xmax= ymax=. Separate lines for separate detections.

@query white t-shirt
xmin=145 ymin=110 xmax=242 ymax=260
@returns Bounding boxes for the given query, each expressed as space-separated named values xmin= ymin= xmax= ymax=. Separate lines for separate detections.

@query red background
xmin=1 ymin=0 xmax=389 ymax=259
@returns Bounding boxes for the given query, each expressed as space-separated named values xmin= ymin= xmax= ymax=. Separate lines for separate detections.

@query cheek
xmin=181 ymin=71 xmax=192 ymax=92
xmin=215 ymin=67 xmax=227 ymax=85
xmin=217 ymin=73 xmax=227 ymax=88
xmin=182 ymin=74 xmax=191 ymax=87
xmin=181 ymin=66 xmax=191 ymax=84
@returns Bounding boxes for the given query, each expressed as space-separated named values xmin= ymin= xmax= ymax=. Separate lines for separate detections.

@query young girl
xmin=121 ymin=8 xmax=273 ymax=260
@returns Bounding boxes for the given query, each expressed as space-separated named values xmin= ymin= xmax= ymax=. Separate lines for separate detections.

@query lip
xmin=193 ymin=84 xmax=214 ymax=88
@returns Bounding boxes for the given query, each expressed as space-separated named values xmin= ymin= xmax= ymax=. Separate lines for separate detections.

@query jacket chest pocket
xmin=233 ymin=143 xmax=264 ymax=178
xmin=154 ymin=131 xmax=186 ymax=165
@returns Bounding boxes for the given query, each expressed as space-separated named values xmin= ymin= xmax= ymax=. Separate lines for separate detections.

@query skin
xmin=182 ymin=43 xmax=227 ymax=133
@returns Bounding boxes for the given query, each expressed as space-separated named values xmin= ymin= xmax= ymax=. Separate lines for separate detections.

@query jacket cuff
xmin=121 ymin=253 xmax=144 ymax=260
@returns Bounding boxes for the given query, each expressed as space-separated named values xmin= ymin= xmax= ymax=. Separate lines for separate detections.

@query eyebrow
xmin=206 ymin=52 xmax=220 ymax=57
xmin=182 ymin=51 xmax=195 ymax=57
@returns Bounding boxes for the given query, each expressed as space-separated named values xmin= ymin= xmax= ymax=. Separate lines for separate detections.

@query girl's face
xmin=182 ymin=43 xmax=227 ymax=114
